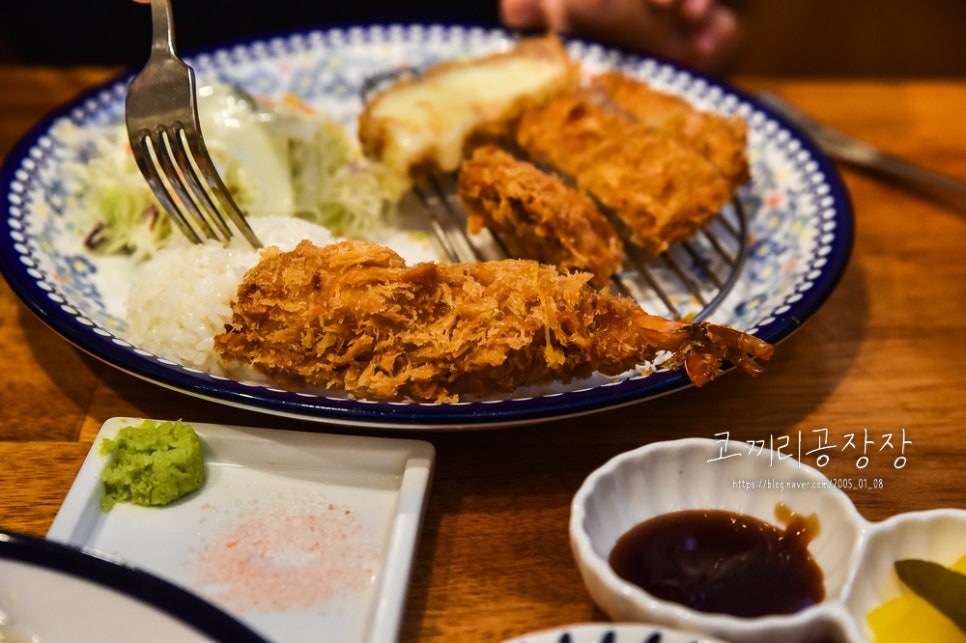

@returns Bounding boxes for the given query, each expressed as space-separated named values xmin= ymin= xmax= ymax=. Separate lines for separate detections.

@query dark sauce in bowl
xmin=608 ymin=506 xmax=825 ymax=617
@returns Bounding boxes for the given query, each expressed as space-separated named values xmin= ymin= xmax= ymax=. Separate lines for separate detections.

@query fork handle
xmin=834 ymin=143 xmax=966 ymax=202
xmin=149 ymin=0 xmax=177 ymax=60
xmin=759 ymin=92 xmax=966 ymax=205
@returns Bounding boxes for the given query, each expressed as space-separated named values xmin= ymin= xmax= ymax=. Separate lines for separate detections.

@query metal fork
xmin=125 ymin=0 xmax=261 ymax=248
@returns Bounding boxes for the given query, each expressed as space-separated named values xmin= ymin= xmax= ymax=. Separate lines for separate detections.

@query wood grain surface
xmin=1 ymin=66 xmax=964 ymax=642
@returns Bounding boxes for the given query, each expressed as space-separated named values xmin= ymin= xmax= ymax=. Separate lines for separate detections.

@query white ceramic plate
xmin=47 ymin=418 xmax=435 ymax=643
xmin=0 ymin=24 xmax=853 ymax=428
xmin=0 ymin=530 xmax=267 ymax=642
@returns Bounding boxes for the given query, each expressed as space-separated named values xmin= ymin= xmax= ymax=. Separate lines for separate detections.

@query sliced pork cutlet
xmin=457 ymin=145 xmax=624 ymax=289
xmin=515 ymin=89 xmax=732 ymax=255
xmin=592 ymin=71 xmax=750 ymax=186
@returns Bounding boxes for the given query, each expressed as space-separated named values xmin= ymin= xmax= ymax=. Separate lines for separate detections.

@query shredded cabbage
xmin=62 ymin=83 xmax=406 ymax=261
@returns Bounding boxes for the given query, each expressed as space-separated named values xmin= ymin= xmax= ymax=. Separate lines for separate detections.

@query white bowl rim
xmin=569 ymin=437 xmax=866 ymax=636
xmin=839 ymin=507 xmax=966 ymax=642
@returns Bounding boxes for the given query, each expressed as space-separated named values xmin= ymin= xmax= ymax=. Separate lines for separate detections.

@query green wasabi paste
xmin=99 ymin=419 xmax=205 ymax=511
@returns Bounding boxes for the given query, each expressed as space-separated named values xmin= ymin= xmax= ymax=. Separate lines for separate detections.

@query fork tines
xmin=128 ymin=119 xmax=261 ymax=248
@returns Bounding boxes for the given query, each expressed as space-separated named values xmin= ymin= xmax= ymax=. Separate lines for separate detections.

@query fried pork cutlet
xmin=214 ymin=240 xmax=773 ymax=403
xmin=358 ymin=34 xmax=579 ymax=180
xmin=515 ymin=89 xmax=733 ymax=255
xmin=457 ymin=145 xmax=624 ymax=289
xmin=592 ymin=71 xmax=750 ymax=185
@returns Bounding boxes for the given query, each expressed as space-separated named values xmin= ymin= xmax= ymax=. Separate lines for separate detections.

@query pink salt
xmin=192 ymin=501 xmax=376 ymax=614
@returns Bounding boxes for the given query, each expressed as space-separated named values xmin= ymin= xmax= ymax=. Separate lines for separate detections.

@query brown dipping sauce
xmin=608 ymin=505 xmax=824 ymax=617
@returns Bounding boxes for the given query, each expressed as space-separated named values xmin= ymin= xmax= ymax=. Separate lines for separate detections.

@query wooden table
xmin=1 ymin=66 xmax=964 ymax=642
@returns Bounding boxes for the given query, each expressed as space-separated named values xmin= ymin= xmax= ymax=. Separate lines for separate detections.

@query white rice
xmin=125 ymin=216 xmax=336 ymax=376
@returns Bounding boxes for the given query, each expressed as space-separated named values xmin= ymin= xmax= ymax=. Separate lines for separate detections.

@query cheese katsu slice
xmin=358 ymin=34 xmax=580 ymax=179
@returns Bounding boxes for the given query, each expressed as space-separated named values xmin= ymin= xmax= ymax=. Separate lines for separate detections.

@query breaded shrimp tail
xmin=214 ymin=240 xmax=773 ymax=402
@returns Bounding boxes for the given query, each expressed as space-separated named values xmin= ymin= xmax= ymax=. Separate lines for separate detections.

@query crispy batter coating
xmin=457 ymin=145 xmax=624 ymax=289
xmin=214 ymin=240 xmax=773 ymax=402
xmin=592 ymin=71 xmax=750 ymax=185
xmin=357 ymin=34 xmax=579 ymax=179
xmin=515 ymin=89 xmax=733 ymax=255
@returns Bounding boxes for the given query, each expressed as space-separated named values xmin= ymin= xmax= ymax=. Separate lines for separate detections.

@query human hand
xmin=500 ymin=0 xmax=739 ymax=71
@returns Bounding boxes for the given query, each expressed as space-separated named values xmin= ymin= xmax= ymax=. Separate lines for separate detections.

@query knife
xmin=894 ymin=558 xmax=966 ymax=633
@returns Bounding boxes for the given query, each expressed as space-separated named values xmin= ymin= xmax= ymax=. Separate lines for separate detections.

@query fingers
xmin=689 ymin=4 xmax=739 ymax=60
xmin=680 ymin=0 xmax=714 ymax=22
xmin=501 ymin=0 xmax=546 ymax=29
xmin=498 ymin=0 xmax=740 ymax=71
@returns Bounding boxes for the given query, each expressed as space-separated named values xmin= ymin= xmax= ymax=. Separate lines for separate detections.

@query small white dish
xmin=502 ymin=621 xmax=728 ymax=643
xmin=841 ymin=509 xmax=966 ymax=642
xmin=47 ymin=417 xmax=435 ymax=643
xmin=570 ymin=438 xmax=966 ymax=643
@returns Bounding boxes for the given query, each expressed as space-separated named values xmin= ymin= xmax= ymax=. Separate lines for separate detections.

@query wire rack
xmin=361 ymin=65 xmax=750 ymax=323
xmin=408 ymin=172 xmax=749 ymax=323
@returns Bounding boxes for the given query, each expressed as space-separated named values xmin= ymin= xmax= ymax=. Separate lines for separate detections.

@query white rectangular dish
xmin=48 ymin=418 xmax=435 ymax=643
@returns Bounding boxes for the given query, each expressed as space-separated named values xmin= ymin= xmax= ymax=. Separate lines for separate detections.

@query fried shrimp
xmin=515 ymin=89 xmax=732 ymax=255
xmin=214 ymin=240 xmax=773 ymax=402
xmin=457 ymin=145 xmax=624 ymax=289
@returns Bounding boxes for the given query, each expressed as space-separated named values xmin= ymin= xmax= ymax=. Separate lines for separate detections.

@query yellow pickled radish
xmin=867 ymin=554 xmax=966 ymax=643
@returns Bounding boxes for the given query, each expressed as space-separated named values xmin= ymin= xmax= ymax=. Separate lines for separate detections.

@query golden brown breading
xmin=592 ymin=71 xmax=750 ymax=185
xmin=214 ymin=240 xmax=773 ymax=403
xmin=457 ymin=145 xmax=624 ymax=289
xmin=357 ymin=34 xmax=580 ymax=180
xmin=515 ymin=89 xmax=733 ymax=255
